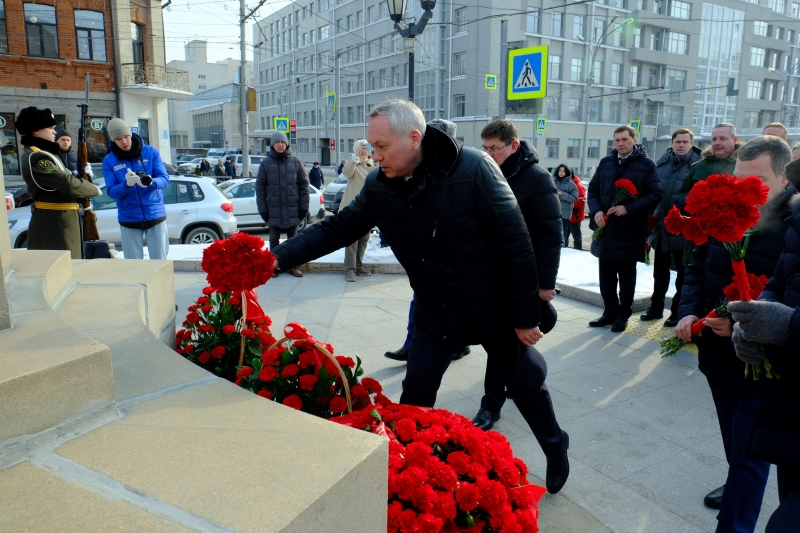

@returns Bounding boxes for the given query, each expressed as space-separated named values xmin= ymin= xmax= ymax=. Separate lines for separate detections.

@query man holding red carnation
xmin=587 ymin=125 xmax=663 ymax=332
xmin=270 ymin=99 xmax=571 ymax=495
xmin=675 ymin=136 xmax=795 ymax=532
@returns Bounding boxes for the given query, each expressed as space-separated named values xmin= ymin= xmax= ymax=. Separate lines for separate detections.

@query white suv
xmin=7 ymin=176 xmax=237 ymax=249
xmin=232 ymin=155 xmax=265 ymax=177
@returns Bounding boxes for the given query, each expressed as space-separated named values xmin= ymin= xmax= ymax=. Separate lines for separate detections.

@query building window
xmin=453 ymin=52 xmax=466 ymax=76
xmin=25 ymin=4 xmax=59 ymax=57
xmin=664 ymin=31 xmax=689 ymax=54
xmin=593 ymin=19 xmax=604 ymax=42
xmin=606 ymin=140 xmax=615 ymax=156
xmin=747 ymin=79 xmax=763 ymax=99
xmin=318 ymin=25 xmax=329 ymax=40
xmin=753 ymin=20 xmax=768 ymax=36
xmin=670 ymin=0 xmax=691 ymax=19
xmin=609 ymin=100 xmax=622 ymax=123
xmin=545 ymin=138 xmax=559 ymax=159
xmin=551 ymin=12 xmax=563 ymax=37
xmin=1 ymin=112 xmax=20 ymax=173
xmin=379 ymin=68 xmax=387 ymax=88
xmin=527 ymin=11 xmax=540 ymax=33
xmin=367 ymin=5 xmax=375 ymax=22
xmin=567 ymin=139 xmax=581 ymax=158
xmin=453 ymin=94 xmax=465 ymax=117
xmin=629 ymin=65 xmax=639 ymax=86
xmin=570 ymin=58 xmax=583 ymax=81
xmin=750 ymin=46 xmax=766 ymax=67
xmin=198 ymin=85 xmax=205 ymax=90
xmin=573 ymin=15 xmax=584 ymax=39
xmin=611 ymin=63 xmax=622 ymax=86
xmin=131 ymin=22 xmax=145 ymax=63
xmin=593 ymin=61 xmax=603 ymax=84
xmin=319 ymin=0 xmax=329 ymax=10
xmin=587 ymin=140 xmax=600 ymax=159
xmin=568 ymin=97 xmax=582 ymax=121
xmin=547 ymin=94 xmax=561 ymax=120
xmin=792 ymin=2 xmax=800 ymax=17
xmin=633 ymin=28 xmax=642 ymax=48
xmin=549 ymin=55 xmax=561 ymax=80
xmin=590 ymin=99 xmax=602 ymax=121
xmin=75 ymin=10 xmax=106 ymax=61
xmin=391 ymin=66 xmax=399 ymax=86
xmin=455 ymin=8 xmax=467 ymax=33
xmin=379 ymin=2 xmax=388 ymax=18
xmin=0 ymin=0 xmax=7 ymax=53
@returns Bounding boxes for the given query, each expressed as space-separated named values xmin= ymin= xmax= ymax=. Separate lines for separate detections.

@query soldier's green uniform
xmin=16 ymin=107 xmax=100 ymax=259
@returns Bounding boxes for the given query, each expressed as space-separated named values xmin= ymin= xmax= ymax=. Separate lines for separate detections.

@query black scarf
xmin=20 ymin=134 xmax=60 ymax=154
xmin=110 ymin=134 xmax=143 ymax=161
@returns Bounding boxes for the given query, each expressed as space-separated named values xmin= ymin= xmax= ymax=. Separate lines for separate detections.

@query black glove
xmin=299 ymin=209 xmax=308 ymax=220
xmin=260 ymin=212 xmax=269 ymax=223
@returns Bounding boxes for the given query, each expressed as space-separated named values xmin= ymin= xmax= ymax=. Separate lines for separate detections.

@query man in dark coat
xmin=270 ymin=99 xmax=570 ymax=495
xmin=55 ymin=130 xmax=78 ymax=174
xmin=256 ymin=131 xmax=309 ymax=278
xmin=16 ymin=107 xmax=101 ymax=259
xmin=472 ymin=119 xmax=563 ymax=432
xmin=587 ymin=125 xmax=662 ymax=332
xmin=729 ymin=157 xmax=800 ymax=531
xmin=224 ymin=157 xmax=236 ymax=178
xmin=198 ymin=156 xmax=211 ymax=176
xmin=641 ymin=128 xmax=702 ymax=327
xmin=676 ymin=136 xmax=794 ymax=531
xmin=308 ymin=162 xmax=324 ymax=189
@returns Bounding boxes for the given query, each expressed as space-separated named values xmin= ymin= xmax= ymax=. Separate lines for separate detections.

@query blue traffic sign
xmin=536 ymin=118 xmax=546 ymax=132
xmin=274 ymin=117 xmax=290 ymax=133
xmin=507 ymin=45 xmax=548 ymax=100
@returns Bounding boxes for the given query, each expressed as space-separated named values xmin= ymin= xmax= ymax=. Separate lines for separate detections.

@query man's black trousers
xmin=599 ymin=259 xmax=638 ymax=320
xmin=650 ymin=249 xmax=684 ymax=316
xmin=400 ymin=318 xmax=565 ymax=459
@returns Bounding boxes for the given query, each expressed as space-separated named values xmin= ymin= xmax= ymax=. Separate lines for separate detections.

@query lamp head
xmin=577 ymin=35 xmax=585 ymax=42
xmin=387 ymin=0 xmax=408 ymax=22
xmin=420 ymin=0 xmax=436 ymax=10
xmin=611 ymin=15 xmax=619 ymax=23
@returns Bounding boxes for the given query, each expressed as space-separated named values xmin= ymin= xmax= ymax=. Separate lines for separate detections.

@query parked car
xmin=222 ymin=178 xmax=324 ymax=231
xmin=231 ymin=155 xmax=265 ymax=177
xmin=176 ymin=154 xmax=196 ymax=163
xmin=7 ymin=176 xmax=236 ymax=250
xmin=5 ymin=191 xmax=13 ymax=210
xmin=322 ymin=175 xmax=348 ymax=213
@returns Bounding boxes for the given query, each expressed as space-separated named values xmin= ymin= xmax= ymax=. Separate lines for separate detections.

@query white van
xmin=233 ymin=155 xmax=266 ymax=177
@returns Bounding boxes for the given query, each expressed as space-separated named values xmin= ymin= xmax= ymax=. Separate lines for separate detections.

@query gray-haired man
xmin=270 ymin=99 xmax=570 ymax=494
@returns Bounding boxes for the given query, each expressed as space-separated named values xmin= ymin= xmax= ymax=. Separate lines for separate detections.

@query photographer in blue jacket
xmin=101 ymin=118 xmax=170 ymax=259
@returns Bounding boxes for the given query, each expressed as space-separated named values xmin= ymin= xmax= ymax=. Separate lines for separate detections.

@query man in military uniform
xmin=16 ymin=107 xmax=101 ymax=259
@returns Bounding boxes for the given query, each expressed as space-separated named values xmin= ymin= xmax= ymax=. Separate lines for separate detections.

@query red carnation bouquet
xmin=592 ymin=178 xmax=638 ymax=241
xmin=176 ymin=286 xmax=275 ymax=381
xmin=235 ymin=322 xmax=386 ymax=418
xmin=662 ymin=174 xmax=778 ymax=378
xmin=659 ymin=274 xmax=768 ymax=358
xmin=200 ymin=232 xmax=275 ymax=293
xmin=335 ymin=401 xmax=546 ymax=533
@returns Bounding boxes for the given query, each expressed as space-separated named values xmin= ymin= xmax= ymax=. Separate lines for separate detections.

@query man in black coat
xmin=308 ymin=162 xmax=324 ymax=189
xmin=676 ymin=136 xmax=794 ymax=531
xmin=472 ymin=119 xmax=563 ymax=432
xmin=641 ymin=128 xmax=701 ymax=327
xmin=270 ymin=99 xmax=570 ymax=494
xmin=587 ymin=125 xmax=662 ymax=332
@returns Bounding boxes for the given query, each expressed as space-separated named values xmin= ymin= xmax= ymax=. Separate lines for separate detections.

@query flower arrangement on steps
xmin=175 ymin=233 xmax=547 ymax=532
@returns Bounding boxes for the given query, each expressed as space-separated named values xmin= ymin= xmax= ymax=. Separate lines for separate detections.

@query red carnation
xmin=201 ymin=286 xmax=215 ymax=295
xmin=614 ymin=178 xmax=637 ymax=196
xmin=196 ymin=296 xmax=210 ymax=305
xmin=456 ymin=482 xmax=481 ymax=512
xmin=201 ymin=305 xmax=213 ymax=313
xmin=256 ymin=389 xmax=272 ymax=399
xmin=229 ymin=296 xmax=241 ymax=305
xmin=211 ymin=345 xmax=226 ymax=359
xmin=723 ymin=273 xmax=769 ymax=302
xmin=222 ymin=324 xmax=236 ymax=335
xmin=298 ymin=351 xmax=317 ymax=368
xmin=282 ymin=394 xmax=303 ymax=410
xmin=201 ymin=233 xmax=275 ymax=292
xmin=198 ymin=351 xmax=211 ymax=364
xmin=258 ymin=366 xmax=278 ymax=382
xmin=236 ymin=367 xmax=253 ymax=379
xmin=361 ymin=377 xmax=382 ymax=394
xmin=330 ymin=396 xmax=349 ymax=414
xmin=241 ymin=328 xmax=255 ymax=339
xmin=282 ymin=364 xmax=300 ymax=378
xmin=351 ymin=384 xmax=369 ymax=398
xmin=299 ymin=374 xmax=318 ymax=391
xmin=335 ymin=355 xmax=356 ymax=368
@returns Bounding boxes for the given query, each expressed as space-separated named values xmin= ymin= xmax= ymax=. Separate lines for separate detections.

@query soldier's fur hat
xmin=15 ymin=107 xmax=57 ymax=135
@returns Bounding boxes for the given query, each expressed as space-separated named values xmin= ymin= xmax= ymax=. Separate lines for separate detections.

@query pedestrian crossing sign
xmin=629 ymin=119 xmax=641 ymax=134
xmin=485 ymin=74 xmax=497 ymax=90
xmin=507 ymin=45 xmax=548 ymax=100
xmin=327 ymin=92 xmax=336 ymax=112
xmin=536 ymin=118 xmax=547 ymax=132
xmin=274 ymin=117 xmax=290 ymax=133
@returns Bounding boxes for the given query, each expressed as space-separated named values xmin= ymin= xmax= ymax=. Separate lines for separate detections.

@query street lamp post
xmin=387 ymin=0 xmax=437 ymax=102
xmin=576 ymin=17 xmax=631 ymax=181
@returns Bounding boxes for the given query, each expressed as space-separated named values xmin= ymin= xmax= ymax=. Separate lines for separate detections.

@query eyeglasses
xmin=481 ymin=143 xmax=509 ymax=154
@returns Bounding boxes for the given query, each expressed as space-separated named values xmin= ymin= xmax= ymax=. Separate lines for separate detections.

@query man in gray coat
xmin=256 ymin=131 xmax=309 ymax=277
xmin=641 ymin=128 xmax=702 ymax=326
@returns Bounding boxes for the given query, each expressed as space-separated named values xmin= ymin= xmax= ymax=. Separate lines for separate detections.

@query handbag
xmin=84 ymin=240 xmax=111 ymax=259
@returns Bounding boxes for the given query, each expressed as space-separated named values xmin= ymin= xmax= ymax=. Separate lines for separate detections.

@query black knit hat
xmin=15 ymin=107 xmax=57 ymax=135
xmin=55 ymin=130 xmax=72 ymax=142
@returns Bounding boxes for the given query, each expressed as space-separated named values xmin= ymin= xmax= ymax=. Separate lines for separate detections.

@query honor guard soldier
xmin=16 ymin=107 xmax=101 ymax=259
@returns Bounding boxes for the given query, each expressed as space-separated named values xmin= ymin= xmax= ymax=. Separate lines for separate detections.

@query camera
xmin=136 ymin=171 xmax=153 ymax=186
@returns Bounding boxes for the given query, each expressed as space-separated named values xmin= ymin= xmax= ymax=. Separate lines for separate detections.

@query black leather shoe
xmin=663 ymin=315 xmax=679 ymax=328
xmin=452 ymin=346 xmax=470 ymax=361
xmin=472 ymin=408 xmax=500 ymax=431
xmin=704 ymin=485 xmax=724 ymax=509
xmin=610 ymin=318 xmax=628 ymax=332
xmin=589 ymin=316 xmax=613 ymax=327
xmin=546 ymin=431 xmax=570 ymax=494
xmin=640 ymin=308 xmax=664 ymax=321
xmin=384 ymin=346 xmax=409 ymax=361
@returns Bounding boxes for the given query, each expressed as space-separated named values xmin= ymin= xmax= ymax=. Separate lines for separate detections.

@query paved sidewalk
xmin=175 ymin=271 xmax=779 ymax=533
